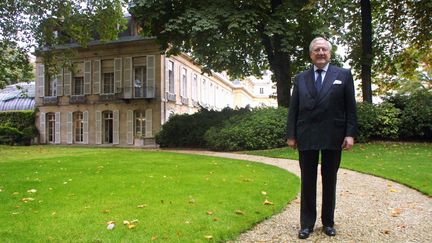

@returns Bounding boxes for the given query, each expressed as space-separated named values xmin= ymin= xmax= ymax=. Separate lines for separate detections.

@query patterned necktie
xmin=315 ymin=69 xmax=323 ymax=91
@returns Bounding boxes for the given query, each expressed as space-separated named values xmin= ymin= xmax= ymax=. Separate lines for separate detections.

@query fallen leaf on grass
xmin=22 ymin=197 xmax=35 ymax=203
xmin=263 ymin=199 xmax=274 ymax=205
xmin=204 ymin=235 xmax=213 ymax=240
xmin=261 ymin=191 xmax=267 ymax=195
xmin=151 ymin=236 xmax=158 ymax=241
xmin=106 ymin=221 xmax=115 ymax=230
xmin=128 ymin=224 xmax=136 ymax=229
xmin=391 ymin=208 xmax=401 ymax=217
xmin=123 ymin=220 xmax=130 ymax=225
xmin=235 ymin=210 xmax=245 ymax=215
xmin=12 ymin=192 xmax=19 ymax=195
xmin=207 ymin=211 xmax=214 ymax=215
xmin=137 ymin=204 xmax=147 ymax=208
xmin=27 ymin=189 xmax=37 ymax=194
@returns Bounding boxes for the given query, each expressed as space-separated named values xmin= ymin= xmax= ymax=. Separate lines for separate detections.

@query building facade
xmin=34 ymin=23 xmax=275 ymax=147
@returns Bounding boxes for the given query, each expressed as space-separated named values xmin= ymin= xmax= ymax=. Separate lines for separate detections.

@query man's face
xmin=310 ymin=39 xmax=331 ymax=68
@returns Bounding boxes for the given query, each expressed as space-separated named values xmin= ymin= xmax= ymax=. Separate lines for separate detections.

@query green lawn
xmin=242 ymin=142 xmax=432 ymax=196
xmin=0 ymin=146 xmax=298 ymax=242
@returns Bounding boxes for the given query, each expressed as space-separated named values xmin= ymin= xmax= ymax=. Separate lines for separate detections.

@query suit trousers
xmin=299 ymin=149 xmax=342 ymax=229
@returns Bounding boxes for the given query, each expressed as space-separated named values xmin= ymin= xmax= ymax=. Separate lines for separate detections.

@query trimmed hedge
xmin=155 ymin=107 xmax=249 ymax=148
xmin=204 ymin=107 xmax=287 ymax=151
xmin=385 ymin=90 xmax=432 ymax=140
xmin=156 ymin=93 xmax=431 ymax=151
xmin=0 ymin=110 xmax=38 ymax=145
xmin=356 ymin=102 xmax=401 ymax=142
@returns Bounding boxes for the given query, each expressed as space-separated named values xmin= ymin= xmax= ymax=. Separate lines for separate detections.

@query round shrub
xmin=204 ymin=107 xmax=288 ymax=151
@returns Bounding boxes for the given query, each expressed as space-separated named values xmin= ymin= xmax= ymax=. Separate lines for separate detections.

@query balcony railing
xmin=165 ymin=92 xmax=176 ymax=102
xmin=69 ymin=95 xmax=87 ymax=104
xmin=122 ymin=87 xmax=157 ymax=99
xmin=43 ymin=96 xmax=59 ymax=105
xmin=99 ymin=93 xmax=117 ymax=102
xmin=181 ymin=97 xmax=189 ymax=105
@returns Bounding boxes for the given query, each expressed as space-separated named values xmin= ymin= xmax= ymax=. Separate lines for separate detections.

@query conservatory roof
xmin=0 ymin=82 xmax=35 ymax=111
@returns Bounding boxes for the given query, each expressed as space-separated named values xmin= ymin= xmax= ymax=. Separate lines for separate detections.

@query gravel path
xmin=170 ymin=150 xmax=432 ymax=243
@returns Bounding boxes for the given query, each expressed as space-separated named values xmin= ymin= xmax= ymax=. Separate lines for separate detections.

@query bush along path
xmin=170 ymin=150 xmax=432 ymax=242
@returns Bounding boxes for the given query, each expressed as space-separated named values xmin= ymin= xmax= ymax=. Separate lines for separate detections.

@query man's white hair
xmin=309 ymin=37 xmax=332 ymax=52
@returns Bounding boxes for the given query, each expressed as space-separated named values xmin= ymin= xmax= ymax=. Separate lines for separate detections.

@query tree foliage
xmin=130 ymin=0 xmax=333 ymax=107
xmin=0 ymin=0 xmax=127 ymax=85
xmin=0 ymin=41 xmax=34 ymax=88
xmin=323 ymin=0 xmax=432 ymax=95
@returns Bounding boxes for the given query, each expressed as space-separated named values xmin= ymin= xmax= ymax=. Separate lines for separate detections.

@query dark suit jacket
xmin=286 ymin=64 xmax=357 ymax=151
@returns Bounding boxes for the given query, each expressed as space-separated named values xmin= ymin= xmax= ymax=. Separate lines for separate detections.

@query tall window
xmin=135 ymin=111 xmax=145 ymax=138
xmin=192 ymin=74 xmax=198 ymax=101
xmin=181 ymin=68 xmax=187 ymax=97
xmin=47 ymin=113 xmax=55 ymax=143
xmin=48 ymin=77 xmax=57 ymax=97
xmin=74 ymin=112 xmax=84 ymax=143
xmin=102 ymin=111 xmax=113 ymax=144
xmin=73 ymin=63 xmax=84 ymax=95
xmin=103 ymin=73 xmax=114 ymax=94
xmin=201 ymin=79 xmax=206 ymax=104
xmin=102 ymin=60 xmax=114 ymax=94
xmin=260 ymin=87 xmax=264 ymax=94
xmin=134 ymin=57 xmax=146 ymax=98
xmin=168 ymin=60 xmax=174 ymax=93
xmin=74 ymin=77 xmax=84 ymax=95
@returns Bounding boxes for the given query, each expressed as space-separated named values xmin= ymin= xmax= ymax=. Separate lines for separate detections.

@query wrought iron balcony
xmin=69 ymin=95 xmax=87 ymax=104
xmin=43 ymin=96 xmax=59 ymax=105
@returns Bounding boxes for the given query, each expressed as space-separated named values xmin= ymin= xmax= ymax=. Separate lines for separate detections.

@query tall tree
xmin=0 ymin=41 xmax=34 ymax=88
xmin=360 ymin=0 xmax=372 ymax=103
xmin=324 ymin=0 xmax=432 ymax=98
xmin=0 ymin=0 xmax=127 ymax=83
xmin=130 ymin=0 xmax=329 ymax=107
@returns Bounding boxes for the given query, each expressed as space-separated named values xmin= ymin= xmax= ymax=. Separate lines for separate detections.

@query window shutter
xmin=93 ymin=60 xmax=101 ymax=94
xmin=95 ymin=110 xmax=101 ymax=144
xmin=165 ymin=58 xmax=169 ymax=93
xmin=57 ymin=69 xmax=63 ymax=96
xmin=127 ymin=110 xmax=134 ymax=145
xmin=145 ymin=109 xmax=152 ymax=138
xmin=83 ymin=111 xmax=89 ymax=144
xmin=63 ymin=68 xmax=72 ymax=96
xmin=39 ymin=112 xmax=46 ymax=143
xmin=55 ymin=112 xmax=61 ymax=144
xmin=67 ymin=112 xmax=73 ymax=144
xmin=146 ymin=55 xmax=155 ymax=98
xmin=84 ymin=60 xmax=92 ymax=94
xmin=37 ymin=64 xmax=45 ymax=97
xmin=114 ymin=58 xmax=122 ymax=93
xmin=123 ymin=57 xmax=132 ymax=98
xmin=113 ymin=110 xmax=119 ymax=144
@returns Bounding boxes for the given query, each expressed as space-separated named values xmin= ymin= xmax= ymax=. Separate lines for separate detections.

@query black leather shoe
xmin=324 ymin=226 xmax=336 ymax=236
xmin=298 ymin=228 xmax=313 ymax=239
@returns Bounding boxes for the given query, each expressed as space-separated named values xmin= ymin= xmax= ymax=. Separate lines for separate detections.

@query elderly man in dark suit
xmin=286 ymin=37 xmax=357 ymax=239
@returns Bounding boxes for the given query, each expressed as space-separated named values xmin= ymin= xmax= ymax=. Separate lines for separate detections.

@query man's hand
xmin=342 ymin=136 xmax=354 ymax=150
xmin=287 ymin=138 xmax=297 ymax=149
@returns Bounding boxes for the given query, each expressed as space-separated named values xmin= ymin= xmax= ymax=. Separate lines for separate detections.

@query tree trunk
xmin=361 ymin=0 xmax=373 ymax=103
xmin=272 ymin=53 xmax=291 ymax=107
